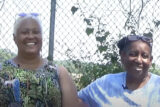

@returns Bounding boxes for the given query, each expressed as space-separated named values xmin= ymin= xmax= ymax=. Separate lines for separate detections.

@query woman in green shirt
xmin=0 ymin=13 xmax=79 ymax=107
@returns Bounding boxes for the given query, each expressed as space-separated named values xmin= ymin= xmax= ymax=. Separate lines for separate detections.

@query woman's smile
xmin=26 ymin=42 xmax=36 ymax=46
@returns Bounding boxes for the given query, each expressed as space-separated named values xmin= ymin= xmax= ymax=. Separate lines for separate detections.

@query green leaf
xmin=97 ymin=45 xmax=108 ymax=53
xmin=96 ymin=31 xmax=100 ymax=34
xmin=84 ymin=18 xmax=92 ymax=25
xmin=154 ymin=20 xmax=160 ymax=27
xmin=96 ymin=37 xmax=103 ymax=43
xmin=111 ymin=55 xmax=118 ymax=64
xmin=71 ymin=6 xmax=79 ymax=15
xmin=104 ymin=31 xmax=110 ymax=37
xmin=86 ymin=28 xmax=94 ymax=36
xmin=96 ymin=31 xmax=109 ymax=43
xmin=143 ymin=32 xmax=153 ymax=38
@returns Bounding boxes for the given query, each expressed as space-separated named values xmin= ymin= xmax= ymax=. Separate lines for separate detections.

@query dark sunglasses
xmin=18 ymin=13 xmax=39 ymax=17
xmin=126 ymin=35 xmax=153 ymax=47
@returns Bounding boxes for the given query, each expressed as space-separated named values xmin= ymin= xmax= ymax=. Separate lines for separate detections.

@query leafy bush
xmin=0 ymin=49 xmax=15 ymax=63
xmin=150 ymin=63 xmax=160 ymax=75
xmin=57 ymin=59 xmax=123 ymax=90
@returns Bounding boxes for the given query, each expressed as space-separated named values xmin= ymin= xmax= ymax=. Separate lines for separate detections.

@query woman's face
xmin=121 ymin=40 xmax=152 ymax=78
xmin=14 ymin=18 xmax=42 ymax=56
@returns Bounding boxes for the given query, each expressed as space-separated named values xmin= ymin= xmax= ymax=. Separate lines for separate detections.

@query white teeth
xmin=26 ymin=43 xmax=35 ymax=46
xmin=136 ymin=68 xmax=142 ymax=71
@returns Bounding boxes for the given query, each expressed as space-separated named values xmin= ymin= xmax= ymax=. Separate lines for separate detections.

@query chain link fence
xmin=0 ymin=0 xmax=160 ymax=66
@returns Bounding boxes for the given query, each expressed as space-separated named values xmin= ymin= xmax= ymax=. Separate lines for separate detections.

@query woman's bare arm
xmin=58 ymin=66 xmax=88 ymax=107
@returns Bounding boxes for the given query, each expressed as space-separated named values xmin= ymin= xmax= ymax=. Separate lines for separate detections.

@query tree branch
xmin=0 ymin=0 xmax=5 ymax=11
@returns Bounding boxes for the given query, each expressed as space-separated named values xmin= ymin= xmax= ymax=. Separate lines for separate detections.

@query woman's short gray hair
xmin=13 ymin=15 xmax=42 ymax=36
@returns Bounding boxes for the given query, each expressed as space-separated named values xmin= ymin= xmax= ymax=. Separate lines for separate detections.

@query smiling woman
xmin=13 ymin=13 xmax=43 ymax=66
xmin=119 ymin=35 xmax=153 ymax=90
xmin=77 ymin=35 xmax=160 ymax=107
xmin=0 ymin=13 xmax=80 ymax=107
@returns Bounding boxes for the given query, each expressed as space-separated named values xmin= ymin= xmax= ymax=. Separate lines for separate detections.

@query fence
xmin=0 ymin=0 xmax=160 ymax=66
xmin=0 ymin=0 xmax=51 ymax=62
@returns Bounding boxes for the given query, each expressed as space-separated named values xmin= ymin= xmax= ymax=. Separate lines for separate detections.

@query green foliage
xmin=96 ymin=31 xmax=110 ymax=43
xmin=71 ymin=6 xmax=79 ymax=15
xmin=78 ymin=62 xmax=123 ymax=89
xmin=0 ymin=49 xmax=15 ymax=63
xmin=85 ymin=27 xmax=94 ymax=36
xmin=97 ymin=45 xmax=108 ymax=53
xmin=153 ymin=20 xmax=160 ymax=27
xmin=84 ymin=18 xmax=92 ymax=25
xmin=69 ymin=4 xmax=124 ymax=89
xmin=150 ymin=63 xmax=160 ymax=75
xmin=57 ymin=59 xmax=123 ymax=90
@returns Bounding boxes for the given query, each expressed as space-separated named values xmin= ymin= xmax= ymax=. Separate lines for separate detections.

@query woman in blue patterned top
xmin=77 ymin=35 xmax=160 ymax=107
xmin=0 ymin=13 xmax=79 ymax=107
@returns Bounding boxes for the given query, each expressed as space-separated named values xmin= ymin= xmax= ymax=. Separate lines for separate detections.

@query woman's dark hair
xmin=117 ymin=35 xmax=153 ymax=54
xmin=117 ymin=37 xmax=127 ymax=54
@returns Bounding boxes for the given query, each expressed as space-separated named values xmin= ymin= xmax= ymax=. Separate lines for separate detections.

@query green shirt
xmin=0 ymin=60 xmax=61 ymax=107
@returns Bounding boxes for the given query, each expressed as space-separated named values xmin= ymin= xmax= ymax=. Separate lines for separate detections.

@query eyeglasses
xmin=126 ymin=35 xmax=153 ymax=47
xmin=18 ymin=13 xmax=39 ymax=17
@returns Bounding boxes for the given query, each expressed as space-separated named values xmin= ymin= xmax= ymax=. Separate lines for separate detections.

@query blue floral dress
xmin=0 ymin=60 xmax=61 ymax=107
